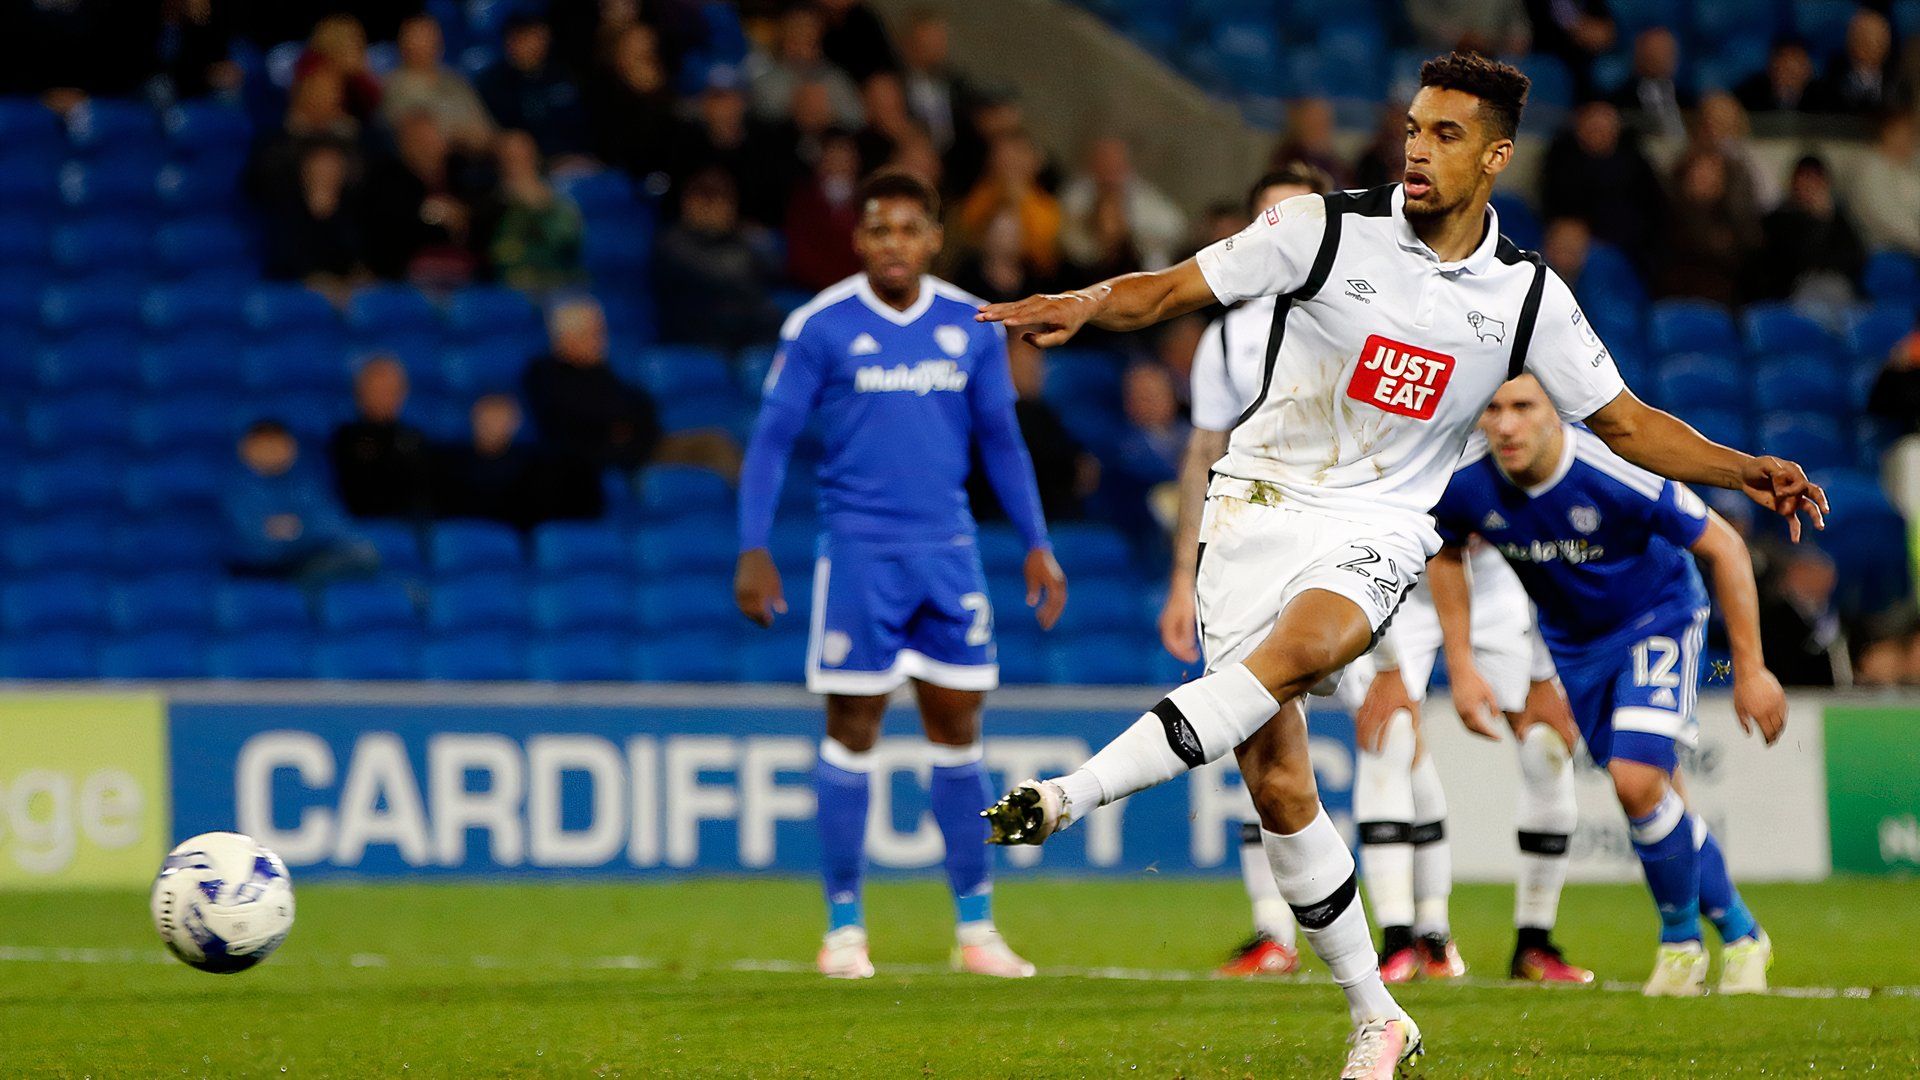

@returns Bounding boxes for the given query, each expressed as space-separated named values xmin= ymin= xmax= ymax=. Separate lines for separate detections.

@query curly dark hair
xmin=856 ymin=169 xmax=941 ymax=220
xmin=1418 ymin=51 xmax=1530 ymax=142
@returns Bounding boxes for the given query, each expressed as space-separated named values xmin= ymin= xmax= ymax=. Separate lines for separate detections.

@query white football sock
xmin=1514 ymin=724 xmax=1577 ymax=931
xmin=1410 ymin=751 xmax=1451 ymax=938
xmin=1239 ymin=823 xmax=1296 ymax=946
xmin=1062 ymin=665 xmax=1278 ymax=819
xmin=1265 ymin=807 xmax=1402 ymax=1024
xmin=1355 ymin=708 xmax=1416 ymax=932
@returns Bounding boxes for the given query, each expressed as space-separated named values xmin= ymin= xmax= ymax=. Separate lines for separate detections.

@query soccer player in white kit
xmin=977 ymin=53 xmax=1825 ymax=1077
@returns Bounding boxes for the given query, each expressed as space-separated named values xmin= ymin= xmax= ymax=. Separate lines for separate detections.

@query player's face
xmin=1480 ymin=376 xmax=1559 ymax=475
xmin=1403 ymin=87 xmax=1510 ymax=217
xmin=854 ymin=196 xmax=941 ymax=296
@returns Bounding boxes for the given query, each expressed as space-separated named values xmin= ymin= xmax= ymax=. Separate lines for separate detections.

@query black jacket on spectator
xmin=650 ymin=222 xmax=783 ymax=350
xmin=1752 ymin=203 xmax=1866 ymax=300
xmin=264 ymin=193 xmax=368 ymax=280
xmin=820 ymin=2 xmax=898 ymax=82
xmin=1759 ymin=596 xmax=1842 ymax=687
xmin=1868 ymin=356 xmax=1920 ymax=431
xmin=477 ymin=60 xmax=590 ymax=157
xmin=434 ymin=441 xmax=603 ymax=528
xmin=522 ymin=354 xmax=663 ymax=471
xmin=665 ymin=117 xmax=796 ymax=227
xmin=330 ymin=418 xmax=436 ymax=519
xmin=588 ymin=74 xmax=676 ymax=178
xmin=1540 ymin=129 xmax=1666 ymax=271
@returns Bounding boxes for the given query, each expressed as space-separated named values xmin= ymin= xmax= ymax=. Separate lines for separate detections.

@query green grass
xmin=1 ymin=878 xmax=1915 ymax=1077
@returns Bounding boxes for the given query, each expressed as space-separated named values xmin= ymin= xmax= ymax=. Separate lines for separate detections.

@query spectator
xmin=1810 ymin=8 xmax=1900 ymax=116
xmin=487 ymin=130 xmax=586 ymax=292
xmin=968 ymin=344 xmax=1093 ymax=523
xmin=588 ymin=21 xmax=676 ymax=180
xmin=957 ymin=130 xmax=1062 ymax=278
xmin=477 ymin=13 xmax=590 ymax=160
xmin=155 ymin=0 xmax=242 ymax=102
xmin=1407 ymin=0 xmax=1530 ymax=55
xmin=365 ymin=108 xmax=484 ymax=285
xmin=330 ymin=356 xmax=435 ymax=520
xmin=1522 ymin=0 xmax=1615 ymax=98
xmin=437 ymin=394 xmax=602 ymax=528
xmin=818 ymin=0 xmax=900 ymax=83
xmin=523 ymin=298 xmax=662 ymax=472
xmin=898 ymin=10 xmax=977 ymax=157
xmin=854 ymin=72 xmax=922 ymax=174
xmin=1691 ymin=92 xmax=1775 ymax=212
xmin=1059 ymin=136 xmax=1186 ymax=275
xmin=946 ymin=90 xmax=1028 ymax=198
xmin=1654 ymin=148 xmax=1760 ymax=306
xmin=746 ymin=6 xmax=864 ymax=129
xmin=1540 ymin=101 xmax=1664 ymax=270
xmin=885 ymin=130 xmax=945 ymax=190
xmin=293 ymin=14 xmax=380 ymax=122
xmin=263 ymin=142 xmax=369 ymax=290
xmin=247 ymin=69 xmax=364 ymax=213
xmin=1845 ymin=111 xmax=1920 ymax=255
xmin=652 ymin=167 xmax=784 ymax=349
xmin=1758 ymin=547 xmax=1846 ymax=687
xmin=1735 ymin=38 xmax=1816 ymax=114
xmin=380 ymin=13 xmax=494 ymax=151
xmin=667 ymin=68 xmax=792 ymax=227
xmin=1352 ymin=102 xmax=1408 ymax=188
xmin=783 ymin=128 xmax=862 ymax=290
xmin=1269 ymin=98 xmax=1348 ymax=187
xmin=225 ymin=420 xmax=379 ymax=582
xmin=1541 ymin=216 xmax=1592 ymax=289
xmin=1612 ymin=26 xmax=1692 ymax=139
xmin=1867 ymin=325 xmax=1920 ymax=428
xmin=952 ymin=211 xmax=1058 ymax=302
xmin=1753 ymin=155 xmax=1866 ymax=303
xmin=1114 ymin=362 xmax=1190 ymax=534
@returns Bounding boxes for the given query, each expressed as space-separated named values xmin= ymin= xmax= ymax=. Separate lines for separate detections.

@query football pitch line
xmin=6 ymin=945 xmax=1915 ymax=1000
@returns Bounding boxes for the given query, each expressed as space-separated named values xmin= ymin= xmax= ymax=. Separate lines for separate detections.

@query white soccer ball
xmin=150 ymin=832 xmax=295 ymax=974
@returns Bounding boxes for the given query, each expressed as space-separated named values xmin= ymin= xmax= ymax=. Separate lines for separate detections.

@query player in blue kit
xmin=1427 ymin=374 xmax=1786 ymax=997
xmin=735 ymin=171 xmax=1068 ymax=980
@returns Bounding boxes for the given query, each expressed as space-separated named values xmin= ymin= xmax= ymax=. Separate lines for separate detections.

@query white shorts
xmin=1391 ymin=614 xmax=1545 ymax=715
xmin=1195 ymin=482 xmax=1428 ymax=683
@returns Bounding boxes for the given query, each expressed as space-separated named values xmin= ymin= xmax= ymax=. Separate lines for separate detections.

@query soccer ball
xmin=150 ymin=832 xmax=295 ymax=974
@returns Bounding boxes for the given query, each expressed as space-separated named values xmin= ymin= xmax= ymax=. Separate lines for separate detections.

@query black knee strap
xmin=1290 ymin=870 xmax=1359 ymax=930
xmin=1239 ymin=822 xmax=1264 ymax=845
xmin=1518 ymin=830 xmax=1571 ymax=856
xmin=1150 ymin=697 xmax=1206 ymax=768
xmin=1411 ymin=821 xmax=1445 ymax=846
xmin=1358 ymin=821 xmax=1414 ymax=846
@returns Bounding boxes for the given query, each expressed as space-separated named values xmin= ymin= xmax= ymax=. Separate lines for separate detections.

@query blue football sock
xmin=930 ymin=744 xmax=994 ymax=926
xmin=1694 ymin=818 xmax=1759 ymax=944
xmin=815 ymin=741 xmax=873 ymax=933
xmin=1629 ymin=791 xmax=1701 ymax=944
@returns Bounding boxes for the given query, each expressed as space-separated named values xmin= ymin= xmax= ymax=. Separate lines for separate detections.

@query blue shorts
xmin=805 ymin=534 xmax=997 ymax=695
xmin=1551 ymin=605 xmax=1710 ymax=770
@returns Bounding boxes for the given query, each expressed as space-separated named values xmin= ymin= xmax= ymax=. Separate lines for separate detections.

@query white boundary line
xmin=4 ymin=946 xmax=1911 ymax=999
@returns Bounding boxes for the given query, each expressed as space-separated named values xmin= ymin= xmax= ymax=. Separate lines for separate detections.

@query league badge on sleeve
xmin=936 ymin=325 xmax=970 ymax=358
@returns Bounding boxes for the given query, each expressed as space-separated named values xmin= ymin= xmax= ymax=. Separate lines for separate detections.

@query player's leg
xmin=1611 ymin=751 xmax=1709 ymax=997
xmin=1239 ymin=697 xmax=1421 ymax=1072
xmin=1355 ymin=702 xmax=1419 ymax=982
xmin=1690 ymin=802 xmax=1770 ymax=993
xmin=1408 ymin=739 xmax=1463 ymax=978
xmin=1219 ymin=819 xmax=1302 ymax=976
xmin=1509 ymin=682 xmax=1587 ymax=981
xmin=817 ymin=693 xmax=889 ymax=978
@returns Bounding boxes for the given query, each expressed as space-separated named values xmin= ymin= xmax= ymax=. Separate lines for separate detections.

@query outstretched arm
xmin=1584 ymin=390 xmax=1828 ymax=541
xmin=974 ymin=259 xmax=1220 ymax=348
xmin=1689 ymin=509 xmax=1787 ymax=744
xmin=1428 ymin=545 xmax=1502 ymax=740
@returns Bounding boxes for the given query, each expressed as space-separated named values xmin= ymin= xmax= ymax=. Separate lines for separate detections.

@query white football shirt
xmin=1193 ymin=184 xmax=1626 ymax=551
xmin=1190 ymin=296 xmax=1276 ymax=432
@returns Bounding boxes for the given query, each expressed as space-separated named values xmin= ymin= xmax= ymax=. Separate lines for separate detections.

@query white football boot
xmin=981 ymin=779 xmax=1071 ymax=845
xmin=1341 ymin=1014 xmax=1423 ymax=1079
xmin=1642 ymin=940 xmax=1708 ymax=997
xmin=817 ymin=926 xmax=874 ymax=979
xmin=952 ymin=923 xmax=1036 ymax=978
xmin=1717 ymin=930 xmax=1772 ymax=995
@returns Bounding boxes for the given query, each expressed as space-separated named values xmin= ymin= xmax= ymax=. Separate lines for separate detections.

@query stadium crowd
xmin=4 ymin=0 xmax=1920 ymax=686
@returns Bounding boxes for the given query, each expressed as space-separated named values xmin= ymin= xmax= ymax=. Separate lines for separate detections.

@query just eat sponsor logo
xmin=1346 ymin=335 xmax=1455 ymax=420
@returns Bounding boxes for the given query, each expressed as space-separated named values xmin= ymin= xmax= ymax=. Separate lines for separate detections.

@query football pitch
xmin=3 ymin=877 xmax=1916 ymax=1077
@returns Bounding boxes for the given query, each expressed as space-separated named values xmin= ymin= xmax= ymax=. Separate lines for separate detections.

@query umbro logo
xmin=1482 ymin=510 xmax=1508 ymax=530
xmin=850 ymin=333 xmax=881 ymax=356
xmin=1344 ymin=278 xmax=1375 ymax=303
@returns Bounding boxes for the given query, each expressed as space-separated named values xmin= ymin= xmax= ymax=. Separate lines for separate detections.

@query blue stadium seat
xmin=1044 ymin=350 xmax=1125 ymax=407
xmin=1848 ymin=305 xmax=1914 ymax=363
xmin=164 ymin=102 xmax=253 ymax=158
xmin=446 ymin=285 xmax=541 ymax=341
xmin=143 ymin=284 xmax=248 ymax=338
xmin=138 ymin=337 xmax=246 ymax=393
xmin=1512 ymin=54 xmax=1573 ymax=125
xmin=638 ymin=465 xmax=733 ymax=521
xmin=0 ymin=630 xmax=99 ymax=679
xmin=1050 ymin=580 xmax=1149 ymax=634
xmin=347 ymin=284 xmax=442 ymax=341
xmin=0 ymin=151 xmax=60 ymax=207
xmin=65 ymin=99 xmax=161 ymax=153
xmin=1649 ymin=300 xmax=1738 ymax=360
xmin=1695 ymin=0 xmax=1783 ymax=45
xmin=634 ymin=521 xmax=736 ymax=577
xmin=1681 ymin=409 xmax=1751 ymax=461
xmin=996 ymin=639 xmax=1050 ymax=685
xmin=766 ymin=520 xmax=820 ymax=568
xmin=154 ymin=218 xmax=252 ymax=277
xmin=659 ymin=394 xmax=748 ymax=435
xmin=3 ymin=573 xmax=111 ymax=633
xmin=1051 ymin=523 xmax=1136 ymax=577
xmin=131 ymin=397 xmax=240 ymax=453
xmin=1756 ymin=413 xmax=1850 ymax=473
xmin=1653 ymin=353 xmax=1746 ymax=412
xmin=1742 ymin=303 xmax=1841 ymax=359
xmin=581 ymin=209 xmax=655 ymax=278
xmin=320 ymin=578 xmax=421 ymax=631
xmin=5 ymin=517 xmax=114 ymax=572
xmin=108 ymin=519 xmax=220 ymax=573
xmin=1201 ymin=19 xmax=1284 ymax=95
xmin=16 ymin=453 xmax=124 ymax=512
xmin=429 ymin=521 xmax=525 ymax=575
xmin=1048 ymin=633 xmax=1151 ymax=685
xmin=1793 ymin=0 xmax=1857 ymax=58
xmin=533 ymin=575 xmax=638 ymax=632
xmin=632 ymin=629 xmax=738 ymax=681
xmin=207 ymin=630 xmax=314 ymax=679
xmin=355 ymin=521 xmax=426 ymax=574
xmin=34 ymin=334 xmax=142 ymax=392
xmin=108 ymin=574 xmax=219 ymax=633
xmin=440 ymin=339 xmax=531 ymax=396
xmin=636 ymin=578 xmax=737 ymax=631
xmin=974 ymin=527 xmax=1028 ymax=574
xmin=214 ymin=581 xmax=311 ymax=632
xmin=156 ymin=156 xmax=245 ymax=213
xmin=422 ymin=631 xmax=528 ymax=680
xmin=1864 ymin=251 xmax=1920 ymax=307
xmin=256 ymin=389 xmax=352 ymax=445
xmin=598 ymin=291 xmax=657 ymax=347
xmin=427 ymin=575 xmax=530 ymax=632
xmin=556 ymin=170 xmax=638 ymax=216
xmin=1608 ymin=0 xmax=1681 ymax=38
xmin=1753 ymin=356 xmax=1850 ymax=416
xmin=41 ymin=281 xmax=144 ymax=332
xmin=58 ymin=159 xmax=163 ymax=212
xmin=1809 ymin=468 xmax=1910 ymax=618
xmin=0 ymin=98 xmax=63 ymax=154
xmin=246 ymin=284 xmax=342 ymax=337
xmin=735 ymin=634 xmax=808 ymax=683
xmin=1898 ymin=0 xmax=1920 ymax=39
xmin=1490 ymin=193 xmax=1542 ymax=250
xmin=315 ymin=630 xmax=423 ymax=680
xmin=530 ymin=632 xmax=633 ymax=681
xmin=121 ymin=453 xmax=225 ymax=513
xmin=241 ymin=340 xmax=351 ymax=393
xmin=531 ymin=521 xmax=630 ymax=576
xmin=633 ymin=346 xmax=734 ymax=397
xmin=98 ymin=631 xmax=210 ymax=679
xmin=0 ymin=213 xmax=51 ymax=267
